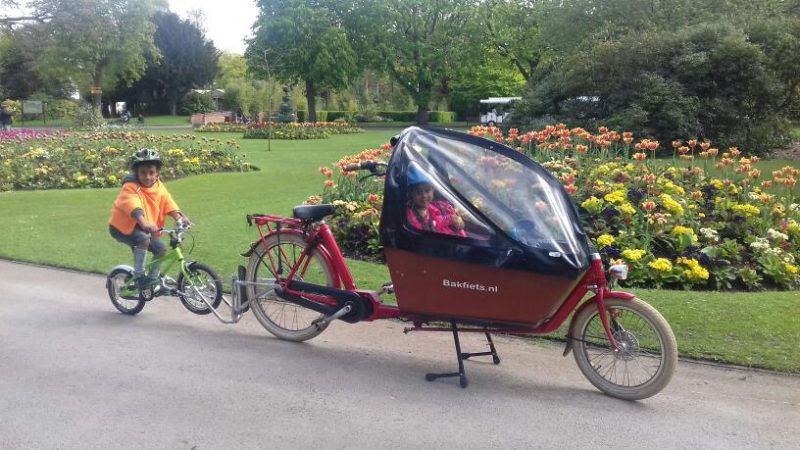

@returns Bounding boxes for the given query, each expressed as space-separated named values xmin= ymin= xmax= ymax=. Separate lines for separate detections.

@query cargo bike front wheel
xmin=571 ymin=297 xmax=677 ymax=401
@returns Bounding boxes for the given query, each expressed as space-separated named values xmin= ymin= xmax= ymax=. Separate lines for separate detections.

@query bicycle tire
xmin=107 ymin=267 xmax=145 ymax=315
xmin=177 ymin=262 xmax=223 ymax=315
xmin=572 ymin=297 xmax=677 ymax=400
xmin=246 ymin=233 xmax=335 ymax=341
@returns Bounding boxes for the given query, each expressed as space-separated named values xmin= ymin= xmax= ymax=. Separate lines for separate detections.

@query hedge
xmin=295 ymin=110 xmax=456 ymax=123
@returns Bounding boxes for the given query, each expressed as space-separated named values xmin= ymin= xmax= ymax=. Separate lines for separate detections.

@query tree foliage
xmin=344 ymin=0 xmax=473 ymax=124
xmin=32 ymin=0 xmax=160 ymax=112
xmin=247 ymin=2 xmax=357 ymax=122
xmin=511 ymin=0 xmax=800 ymax=151
xmin=120 ymin=11 xmax=219 ymax=115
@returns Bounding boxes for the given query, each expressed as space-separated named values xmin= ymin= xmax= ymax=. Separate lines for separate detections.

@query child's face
xmin=136 ymin=164 xmax=160 ymax=187
xmin=411 ymin=183 xmax=434 ymax=209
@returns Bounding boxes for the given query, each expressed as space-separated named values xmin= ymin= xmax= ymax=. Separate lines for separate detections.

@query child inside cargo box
xmin=405 ymin=165 xmax=467 ymax=237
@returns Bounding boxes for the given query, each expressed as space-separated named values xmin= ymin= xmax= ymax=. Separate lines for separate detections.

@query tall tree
xmin=347 ymin=0 xmax=473 ymax=124
xmin=123 ymin=11 xmax=219 ymax=115
xmin=32 ymin=0 xmax=160 ymax=113
xmin=246 ymin=3 xmax=357 ymax=122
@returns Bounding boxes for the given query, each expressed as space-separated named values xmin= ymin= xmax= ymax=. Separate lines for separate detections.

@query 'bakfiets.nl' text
xmin=442 ymin=279 xmax=498 ymax=293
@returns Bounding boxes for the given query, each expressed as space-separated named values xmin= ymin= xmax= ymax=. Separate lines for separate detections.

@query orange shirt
xmin=108 ymin=179 xmax=179 ymax=235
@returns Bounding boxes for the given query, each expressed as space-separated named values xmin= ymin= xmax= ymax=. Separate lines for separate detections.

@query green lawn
xmin=139 ymin=115 xmax=191 ymax=126
xmin=1 ymin=128 xmax=798 ymax=372
xmin=12 ymin=117 xmax=72 ymax=128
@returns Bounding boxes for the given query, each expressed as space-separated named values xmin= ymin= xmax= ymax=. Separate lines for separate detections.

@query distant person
xmin=137 ymin=113 xmax=144 ymax=125
xmin=0 ymin=106 xmax=13 ymax=131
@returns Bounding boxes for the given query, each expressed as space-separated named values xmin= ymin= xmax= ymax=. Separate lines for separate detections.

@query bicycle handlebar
xmin=160 ymin=222 xmax=192 ymax=234
xmin=342 ymin=160 xmax=386 ymax=172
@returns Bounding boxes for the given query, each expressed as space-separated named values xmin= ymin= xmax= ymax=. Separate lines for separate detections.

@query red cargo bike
xmin=231 ymin=126 xmax=677 ymax=400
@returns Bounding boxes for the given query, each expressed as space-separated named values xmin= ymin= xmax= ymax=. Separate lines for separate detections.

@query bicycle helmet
xmin=131 ymin=148 xmax=162 ymax=170
xmin=407 ymin=164 xmax=432 ymax=187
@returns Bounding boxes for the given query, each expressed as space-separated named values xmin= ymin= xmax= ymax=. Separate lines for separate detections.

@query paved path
xmin=1 ymin=260 xmax=798 ymax=449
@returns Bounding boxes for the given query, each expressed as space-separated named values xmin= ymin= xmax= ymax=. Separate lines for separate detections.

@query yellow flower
xmin=731 ymin=203 xmax=761 ymax=218
xmin=648 ymin=258 xmax=673 ymax=272
xmin=581 ymin=196 xmax=604 ymax=214
xmin=660 ymin=194 xmax=684 ymax=216
xmin=785 ymin=263 xmax=798 ymax=274
xmin=670 ymin=225 xmax=698 ymax=242
xmin=603 ymin=189 xmax=626 ymax=205
xmin=710 ymin=179 xmax=724 ymax=190
xmin=619 ymin=202 xmax=636 ymax=216
xmin=621 ymin=249 xmax=647 ymax=262
xmin=596 ymin=234 xmax=615 ymax=248
xmin=677 ymin=257 xmax=709 ymax=280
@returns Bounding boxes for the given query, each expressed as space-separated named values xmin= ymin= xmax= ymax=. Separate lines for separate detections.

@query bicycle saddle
xmin=293 ymin=204 xmax=335 ymax=221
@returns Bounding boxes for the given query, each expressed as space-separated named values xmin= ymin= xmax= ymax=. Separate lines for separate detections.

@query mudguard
xmin=106 ymin=265 xmax=134 ymax=291
xmin=108 ymin=264 xmax=134 ymax=275
xmin=562 ymin=290 xmax=636 ymax=357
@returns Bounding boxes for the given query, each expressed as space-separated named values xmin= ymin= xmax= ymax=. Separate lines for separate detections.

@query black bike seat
xmin=292 ymin=204 xmax=335 ymax=221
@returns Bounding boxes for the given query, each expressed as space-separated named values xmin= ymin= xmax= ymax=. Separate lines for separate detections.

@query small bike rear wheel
xmin=572 ymin=297 xmax=677 ymax=401
xmin=107 ymin=268 xmax=145 ymax=315
xmin=246 ymin=233 xmax=334 ymax=342
xmin=177 ymin=262 xmax=223 ymax=315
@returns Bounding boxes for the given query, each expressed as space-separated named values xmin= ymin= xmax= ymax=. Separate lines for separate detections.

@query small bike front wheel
xmin=177 ymin=262 xmax=223 ymax=315
xmin=572 ymin=297 xmax=677 ymax=401
xmin=246 ymin=233 xmax=335 ymax=342
xmin=107 ymin=267 xmax=145 ymax=315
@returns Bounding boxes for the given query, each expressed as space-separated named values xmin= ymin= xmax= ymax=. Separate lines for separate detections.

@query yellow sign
xmin=90 ymin=86 xmax=102 ymax=94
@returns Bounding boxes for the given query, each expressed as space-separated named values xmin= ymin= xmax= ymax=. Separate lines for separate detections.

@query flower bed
xmin=0 ymin=131 xmax=252 ymax=191
xmin=242 ymin=121 xmax=364 ymax=140
xmin=195 ymin=123 xmax=248 ymax=133
xmin=0 ymin=128 xmax=65 ymax=141
xmin=308 ymin=145 xmax=393 ymax=261
xmin=314 ymin=124 xmax=800 ymax=291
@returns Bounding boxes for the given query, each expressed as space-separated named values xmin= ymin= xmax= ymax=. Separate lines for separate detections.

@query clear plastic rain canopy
xmin=380 ymin=127 xmax=592 ymax=278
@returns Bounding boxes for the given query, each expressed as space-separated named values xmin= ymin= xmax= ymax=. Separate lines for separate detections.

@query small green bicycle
xmin=106 ymin=223 xmax=223 ymax=315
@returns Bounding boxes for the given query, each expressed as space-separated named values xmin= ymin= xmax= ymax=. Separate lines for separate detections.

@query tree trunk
xmin=416 ymin=104 xmax=429 ymax=125
xmin=305 ymin=79 xmax=317 ymax=123
xmin=169 ymin=99 xmax=177 ymax=116
xmin=91 ymin=71 xmax=103 ymax=118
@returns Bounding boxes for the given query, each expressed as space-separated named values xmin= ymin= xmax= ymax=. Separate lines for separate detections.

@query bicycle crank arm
xmin=311 ymin=304 xmax=353 ymax=329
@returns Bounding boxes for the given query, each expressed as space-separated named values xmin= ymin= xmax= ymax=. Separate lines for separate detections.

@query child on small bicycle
xmin=108 ymin=148 xmax=191 ymax=290
xmin=405 ymin=165 xmax=466 ymax=237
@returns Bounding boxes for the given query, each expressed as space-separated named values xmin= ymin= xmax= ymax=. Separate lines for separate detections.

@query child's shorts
xmin=109 ymin=225 xmax=167 ymax=254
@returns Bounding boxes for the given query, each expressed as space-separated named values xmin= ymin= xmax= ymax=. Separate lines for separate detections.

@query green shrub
xmin=429 ymin=111 xmax=455 ymax=123
xmin=242 ymin=122 xmax=364 ymax=139
xmin=179 ymin=92 xmax=215 ymax=115
xmin=296 ymin=110 xmax=329 ymax=122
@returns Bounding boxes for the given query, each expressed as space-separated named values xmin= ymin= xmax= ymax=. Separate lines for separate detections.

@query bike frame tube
xmin=315 ymin=223 xmax=356 ymax=290
xmin=149 ymin=247 xmax=182 ymax=278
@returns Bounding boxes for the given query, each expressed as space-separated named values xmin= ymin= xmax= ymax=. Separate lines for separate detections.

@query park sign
xmin=22 ymin=100 xmax=43 ymax=115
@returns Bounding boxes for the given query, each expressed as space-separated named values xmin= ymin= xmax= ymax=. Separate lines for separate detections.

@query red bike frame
xmin=249 ymin=214 xmax=632 ymax=347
